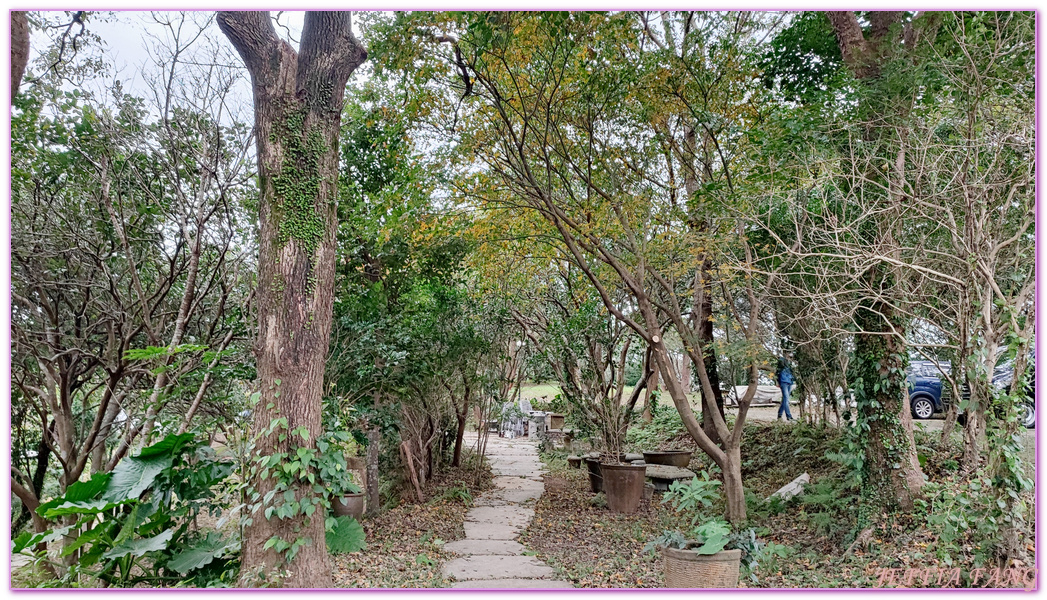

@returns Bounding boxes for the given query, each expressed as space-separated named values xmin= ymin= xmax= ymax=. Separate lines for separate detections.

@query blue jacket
xmin=777 ymin=362 xmax=794 ymax=385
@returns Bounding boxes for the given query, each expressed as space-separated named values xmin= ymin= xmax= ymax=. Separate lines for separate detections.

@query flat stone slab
xmin=443 ymin=556 xmax=555 ymax=580
xmin=463 ymin=522 xmax=522 ymax=540
xmin=646 ymin=465 xmax=696 ymax=491
xmin=465 ymin=506 xmax=534 ymax=528
xmin=493 ymin=477 xmax=544 ymax=490
xmin=645 ymin=465 xmax=696 ymax=480
xmin=451 ymin=579 xmax=574 ymax=588
xmin=769 ymin=472 xmax=809 ymax=502
xmin=442 ymin=539 xmax=527 ymax=556
xmin=496 ymin=488 xmax=542 ymax=503
xmin=473 ymin=497 xmax=510 ymax=507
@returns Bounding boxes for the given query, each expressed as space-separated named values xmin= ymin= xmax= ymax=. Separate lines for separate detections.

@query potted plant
xmin=645 ymin=472 xmax=767 ymax=588
xmin=318 ymin=431 xmax=365 ymax=519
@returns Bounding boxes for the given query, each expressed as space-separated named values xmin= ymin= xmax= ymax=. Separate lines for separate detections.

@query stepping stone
xmin=442 ymin=539 xmax=526 ymax=555
xmin=473 ymin=497 xmax=510 ymax=507
xmin=443 ymin=555 xmax=555 ymax=580
xmin=465 ymin=506 xmax=534 ymax=528
xmin=493 ymin=477 xmax=544 ymax=490
xmin=452 ymin=579 xmax=574 ymax=588
xmin=463 ymin=522 xmax=522 ymax=540
xmin=497 ymin=488 xmax=542 ymax=503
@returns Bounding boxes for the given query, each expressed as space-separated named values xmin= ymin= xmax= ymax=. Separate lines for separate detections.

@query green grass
xmin=520 ymin=383 xmax=561 ymax=401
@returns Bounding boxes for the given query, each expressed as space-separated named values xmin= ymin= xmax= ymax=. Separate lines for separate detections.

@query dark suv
xmin=906 ymin=357 xmax=1035 ymax=429
xmin=907 ymin=361 xmax=951 ymax=420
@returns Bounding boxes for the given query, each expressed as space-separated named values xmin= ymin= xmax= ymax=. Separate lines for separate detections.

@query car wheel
xmin=1022 ymin=402 xmax=1035 ymax=429
xmin=911 ymin=397 xmax=935 ymax=420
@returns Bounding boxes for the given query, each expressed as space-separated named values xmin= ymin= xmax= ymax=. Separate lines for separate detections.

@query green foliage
xmin=325 ymin=515 xmax=367 ymax=554
xmin=798 ymin=478 xmax=859 ymax=541
xmin=272 ymin=107 xmax=328 ymax=256
xmin=760 ymin=12 xmax=844 ymax=103
xmin=662 ymin=473 xmax=722 ymax=526
xmin=430 ymin=482 xmax=473 ymax=507
xmin=625 ymin=401 xmax=684 ymax=451
xmin=16 ymin=433 xmax=237 ymax=587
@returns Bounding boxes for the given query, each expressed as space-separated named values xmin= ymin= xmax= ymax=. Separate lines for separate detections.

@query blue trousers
xmin=778 ymin=383 xmax=794 ymax=420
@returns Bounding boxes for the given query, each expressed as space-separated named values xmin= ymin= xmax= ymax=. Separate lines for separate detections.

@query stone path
xmin=442 ymin=433 xmax=573 ymax=589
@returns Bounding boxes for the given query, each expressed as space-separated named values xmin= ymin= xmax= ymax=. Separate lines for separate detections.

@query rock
xmin=644 ymin=465 xmax=696 ymax=492
xmin=623 ymin=453 xmax=644 ymax=462
xmin=442 ymin=540 xmax=527 ymax=556
xmin=768 ymin=472 xmax=810 ymax=502
xmin=452 ymin=579 xmax=574 ymax=588
xmin=443 ymin=555 xmax=556 ymax=580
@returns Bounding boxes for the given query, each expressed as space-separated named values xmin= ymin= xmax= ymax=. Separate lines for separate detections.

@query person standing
xmin=776 ymin=356 xmax=795 ymax=422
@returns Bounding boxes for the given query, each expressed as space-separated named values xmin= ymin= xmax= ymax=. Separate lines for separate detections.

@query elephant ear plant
xmin=14 ymin=433 xmax=240 ymax=587
xmin=644 ymin=471 xmax=775 ymax=582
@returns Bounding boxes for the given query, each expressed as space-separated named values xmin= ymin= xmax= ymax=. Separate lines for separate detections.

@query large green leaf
xmin=36 ymin=472 xmax=110 ymax=516
xmin=40 ymin=498 xmax=134 ymax=518
xmin=12 ymin=525 xmax=72 ymax=553
xmin=60 ymin=521 xmax=117 ymax=557
xmin=102 ymin=529 xmax=174 ymax=560
xmin=138 ymin=432 xmax=196 ymax=460
xmin=167 ymin=533 xmax=237 ymax=574
xmin=326 ymin=515 xmax=366 ymax=554
xmin=102 ymin=455 xmax=172 ymax=502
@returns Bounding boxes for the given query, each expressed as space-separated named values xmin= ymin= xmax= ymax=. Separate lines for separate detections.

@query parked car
xmin=991 ymin=351 xmax=1035 ymax=429
xmin=906 ymin=356 xmax=1034 ymax=429
xmin=907 ymin=360 xmax=951 ymax=420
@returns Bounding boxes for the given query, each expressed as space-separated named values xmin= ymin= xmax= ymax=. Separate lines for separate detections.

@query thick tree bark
xmin=827 ymin=9 xmax=925 ymax=511
xmin=698 ymin=285 xmax=727 ymax=445
xmin=217 ymin=11 xmax=365 ymax=588
xmin=11 ymin=11 xmax=29 ymax=102
xmin=366 ymin=425 xmax=381 ymax=516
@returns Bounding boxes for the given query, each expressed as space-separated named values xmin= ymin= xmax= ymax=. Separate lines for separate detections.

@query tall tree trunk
xmin=366 ymin=425 xmax=381 ymax=516
xmin=827 ymin=10 xmax=927 ymax=511
xmin=854 ymin=293 xmax=924 ymax=510
xmin=217 ymin=11 xmax=365 ymax=588
xmin=11 ymin=11 xmax=29 ymax=101
xmin=698 ymin=283 xmax=726 ymax=446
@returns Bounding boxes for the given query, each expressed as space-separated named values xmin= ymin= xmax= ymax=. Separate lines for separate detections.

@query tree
xmin=215 ymin=11 xmax=366 ymax=587
xmin=11 ymin=11 xmax=29 ymax=99
xmin=421 ymin=11 xmax=782 ymax=523
xmin=11 ymin=19 xmax=253 ymax=538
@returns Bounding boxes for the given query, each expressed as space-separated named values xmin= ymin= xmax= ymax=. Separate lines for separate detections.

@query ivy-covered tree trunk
xmin=853 ymin=291 xmax=924 ymax=510
xmin=217 ymin=11 xmax=366 ymax=588
xmin=827 ymin=10 xmax=927 ymax=512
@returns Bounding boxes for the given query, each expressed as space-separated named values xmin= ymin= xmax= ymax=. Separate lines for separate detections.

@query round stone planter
xmin=661 ymin=546 xmax=741 ymax=588
xmin=642 ymin=450 xmax=693 ymax=468
xmin=332 ymin=492 xmax=366 ymax=519
xmin=599 ymin=463 xmax=646 ymax=514
xmin=584 ymin=457 xmax=603 ymax=493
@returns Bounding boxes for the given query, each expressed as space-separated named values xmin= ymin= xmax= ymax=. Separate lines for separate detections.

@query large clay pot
xmin=643 ymin=450 xmax=693 ymax=468
xmin=600 ymin=463 xmax=646 ymax=514
xmin=332 ymin=492 xmax=366 ymax=519
xmin=661 ymin=546 xmax=741 ymax=588
xmin=585 ymin=457 xmax=603 ymax=493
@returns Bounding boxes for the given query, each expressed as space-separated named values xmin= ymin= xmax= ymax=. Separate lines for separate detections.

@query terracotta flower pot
xmin=599 ymin=462 xmax=646 ymax=514
xmin=661 ymin=546 xmax=741 ymax=588
xmin=332 ymin=492 xmax=366 ymax=519
xmin=643 ymin=450 xmax=693 ymax=468
xmin=585 ymin=457 xmax=603 ymax=493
